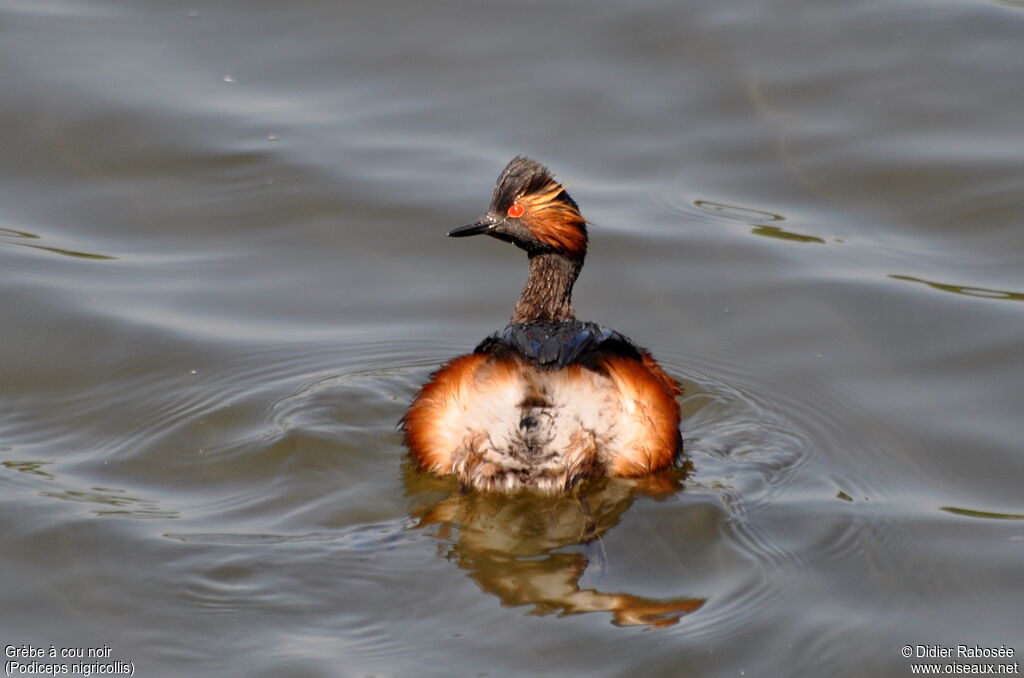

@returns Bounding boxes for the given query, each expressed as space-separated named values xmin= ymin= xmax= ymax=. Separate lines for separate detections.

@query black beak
xmin=448 ymin=216 xmax=498 ymax=238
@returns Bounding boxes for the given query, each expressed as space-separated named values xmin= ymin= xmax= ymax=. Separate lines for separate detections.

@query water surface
xmin=2 ymin=1 xmax=1022 ymax=676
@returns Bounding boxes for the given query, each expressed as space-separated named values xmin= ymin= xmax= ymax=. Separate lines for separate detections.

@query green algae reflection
xmin=890 ymin=275 xmax=1024 ymax=303
xmin=941 ymin=506 xmax=1024 ymax=520
xmin=694 ymin=200 xmax=824 ymax=244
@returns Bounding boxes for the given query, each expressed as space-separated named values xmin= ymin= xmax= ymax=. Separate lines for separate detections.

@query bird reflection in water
xmin=403 ymin=463 xmax=705 ymax=629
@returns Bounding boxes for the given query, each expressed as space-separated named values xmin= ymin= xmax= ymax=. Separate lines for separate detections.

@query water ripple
xmin=890 ymin=274 xmax=1024 ymax=303
xmin=0 ymin=224 xmax=116 ymax=260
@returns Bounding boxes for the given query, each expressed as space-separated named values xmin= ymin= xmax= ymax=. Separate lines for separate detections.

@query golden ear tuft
xmin=519 ymin=181 xmax=587 ymax=257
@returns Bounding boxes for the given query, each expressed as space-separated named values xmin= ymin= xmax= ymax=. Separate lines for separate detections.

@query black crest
xmin=490 ymin=156 xmax=580 ymax=214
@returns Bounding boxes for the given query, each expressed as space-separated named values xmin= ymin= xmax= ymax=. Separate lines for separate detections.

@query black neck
xmin=510 ymin=252 xmax=582 ymax=324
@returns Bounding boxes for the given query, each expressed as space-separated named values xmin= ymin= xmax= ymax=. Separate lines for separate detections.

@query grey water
xmin=2 ymin=1 xmax=1022 ymax=676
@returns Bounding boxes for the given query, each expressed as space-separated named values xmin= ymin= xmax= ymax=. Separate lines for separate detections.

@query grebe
xmin=402 ymin=156 xmax=681 ymax=493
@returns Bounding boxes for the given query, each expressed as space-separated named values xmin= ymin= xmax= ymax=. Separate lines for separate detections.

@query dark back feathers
xmin=475 ymin=321 xmax=642 ymax=370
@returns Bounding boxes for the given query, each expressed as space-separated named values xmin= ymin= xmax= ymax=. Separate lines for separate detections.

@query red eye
xmin=507 ymin=204 xmax=525 ymax=219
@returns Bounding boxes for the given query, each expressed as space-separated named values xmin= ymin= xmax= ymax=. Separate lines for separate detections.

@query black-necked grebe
xmin=402 ymin=156 xmax=681 ymax=493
